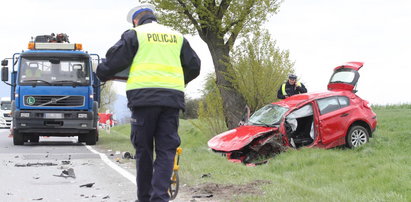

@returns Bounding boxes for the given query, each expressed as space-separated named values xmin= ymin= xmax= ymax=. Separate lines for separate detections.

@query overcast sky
xmin=1 ymin=0 xmax=410 ymax=105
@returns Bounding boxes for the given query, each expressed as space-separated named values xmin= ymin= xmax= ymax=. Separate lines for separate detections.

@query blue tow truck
xmin=1 ymin=33 xmax=101 ymax=145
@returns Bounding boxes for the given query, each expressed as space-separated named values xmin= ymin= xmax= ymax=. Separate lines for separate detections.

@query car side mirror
xmin=1 ymin=66 xmax=9 ymax=82
xmin=1 ymin=59 xmax=8 ymax=66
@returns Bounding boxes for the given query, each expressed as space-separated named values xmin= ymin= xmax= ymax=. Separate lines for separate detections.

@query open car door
xmin=327 ymin=62 xmax=363 ymax=92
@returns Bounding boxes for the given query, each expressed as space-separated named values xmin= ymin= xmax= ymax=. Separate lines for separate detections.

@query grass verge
xmin=98 ymin=107 xmax=411 ymax=201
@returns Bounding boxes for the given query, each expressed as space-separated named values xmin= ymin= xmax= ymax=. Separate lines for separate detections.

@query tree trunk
xmin=205 ymin=36 xmax=246 ymax=129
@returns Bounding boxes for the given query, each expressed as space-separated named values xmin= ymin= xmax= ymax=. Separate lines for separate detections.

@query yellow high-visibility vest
xmin=282 ymin=82 xmax=301 ymax=96
xmin=126 ymin=23 xmax=185 ymax=92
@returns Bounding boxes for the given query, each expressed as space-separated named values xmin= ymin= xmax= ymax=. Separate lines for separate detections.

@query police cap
xmin=288 ymin=74 xmax=297 ymax=80
xmin=127 ymin=3 xmax=156 ymax=24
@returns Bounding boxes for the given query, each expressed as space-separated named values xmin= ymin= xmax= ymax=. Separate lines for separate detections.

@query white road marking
xmin=85 ymin=145 xmax=136 ymax=185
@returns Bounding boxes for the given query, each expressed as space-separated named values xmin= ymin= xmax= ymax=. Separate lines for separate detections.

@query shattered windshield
xmin=19 ymin=57 xmax=90 ymax=86
xmin=248 ymin=104 xmax=288 ymax=126
xmin=1 ymin=102 xmax=11 ymax=110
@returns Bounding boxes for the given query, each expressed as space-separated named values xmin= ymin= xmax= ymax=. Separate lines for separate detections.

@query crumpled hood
xmin=208 ymin=125 xmax=277 ymax=152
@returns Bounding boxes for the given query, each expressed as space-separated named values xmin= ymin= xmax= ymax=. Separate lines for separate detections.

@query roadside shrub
xmin=193 ymin=74 xmax=227 ymax=138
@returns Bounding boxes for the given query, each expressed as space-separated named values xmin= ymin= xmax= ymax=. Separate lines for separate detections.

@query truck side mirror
xmin=1 ymin=67 xmax=9 ymax=81
xmin=1 ymin=59 xmax=8 ymax=66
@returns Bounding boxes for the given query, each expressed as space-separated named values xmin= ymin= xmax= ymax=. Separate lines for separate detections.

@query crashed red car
xmin=208 ymin=62 xmax=377 ymax=164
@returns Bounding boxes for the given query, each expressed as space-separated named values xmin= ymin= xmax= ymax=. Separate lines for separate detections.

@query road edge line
xmin=85 ymin=145 xmax=136 ymax=185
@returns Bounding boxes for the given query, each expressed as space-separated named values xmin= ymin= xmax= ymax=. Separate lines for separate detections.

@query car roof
xmin=272 ymin=91 xmax=352 ymax=108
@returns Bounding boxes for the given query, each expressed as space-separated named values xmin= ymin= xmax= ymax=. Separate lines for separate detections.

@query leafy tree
xmin=228 ymin=30 xmax=294 ymax=113
xmin=144 ymin=0 xmax=282 ymax=128
xmin=99 ymin=81 xmax=117 ymax=113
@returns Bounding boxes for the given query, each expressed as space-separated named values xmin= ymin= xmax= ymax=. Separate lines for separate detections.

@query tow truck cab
xmin=1 ymin=33 xmax=101 ymax=145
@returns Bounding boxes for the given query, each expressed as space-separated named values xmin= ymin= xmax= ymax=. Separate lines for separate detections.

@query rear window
xmin=330 ymin=71 xmax=355 ymax=83
xmin=338 ymin=96 xmax=349 ymax=108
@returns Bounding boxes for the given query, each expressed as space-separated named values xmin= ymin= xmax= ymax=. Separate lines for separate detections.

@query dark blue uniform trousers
xmin=130 ymin=106 xmax=180 ymax=202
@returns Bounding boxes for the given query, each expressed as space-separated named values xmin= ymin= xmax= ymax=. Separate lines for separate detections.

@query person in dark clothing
xmin=96 ymin=4 xmax=201 ymax=202
xmin=277 ymin=74 xmax=307 ymax=99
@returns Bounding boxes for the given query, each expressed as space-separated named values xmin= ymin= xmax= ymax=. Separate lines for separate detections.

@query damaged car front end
xmin=208 ymin=104 xmax=290 ymax=164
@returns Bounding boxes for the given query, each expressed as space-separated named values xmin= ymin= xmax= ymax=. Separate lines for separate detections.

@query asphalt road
xmin=0 ymin=129 xmax=136 ymax=202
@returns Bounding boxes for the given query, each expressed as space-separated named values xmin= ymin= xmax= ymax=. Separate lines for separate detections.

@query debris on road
xmin=61 ymin=160 xmax=71 ymax=165
xmin=15 ymin=162 xmax=58 ymax=167
xmin=192 ymin=194 xmax=213 ymax=198
xmin=80 ymin=182 xmax=95 ymax=188
xmin=53 ymin=168 xmax=76 ymax=179
xmin=102 ymin=195 xmax=110 ymax=199
xmin=201 ymin=173 xmax=211 ymax=178
xmin=32 ymin=198 xmax=43 ymax=200
xmin=122 ymin=151 xmax=134 ymax=159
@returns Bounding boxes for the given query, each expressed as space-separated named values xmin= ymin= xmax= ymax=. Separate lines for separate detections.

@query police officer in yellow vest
xmin=277 ymin=74 xmax=307 ymax=99
xmin=96 ymin=4 xmax=200 ymax=202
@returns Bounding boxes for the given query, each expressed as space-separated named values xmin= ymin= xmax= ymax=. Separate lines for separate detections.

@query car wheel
xmin=346 ymin=125 xmax=369 ymax=148
xmin=13 ymin=130 xmax=24 ymax=145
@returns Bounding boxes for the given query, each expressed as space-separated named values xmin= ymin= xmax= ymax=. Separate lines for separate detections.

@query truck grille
xmin=24 ymin=96 xmax=84 ymax=107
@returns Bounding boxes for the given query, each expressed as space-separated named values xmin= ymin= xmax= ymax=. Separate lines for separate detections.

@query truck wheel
xmin=78 ymin=134 xmax=86 ymax=143
xmin=85 ymin=130 xmax=97 ymax=145
xmin=13 ymin=131 xmax=24 ymax=145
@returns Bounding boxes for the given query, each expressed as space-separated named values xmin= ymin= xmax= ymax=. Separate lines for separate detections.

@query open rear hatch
xmin=327 ymin=62 xmax=363 ymax=92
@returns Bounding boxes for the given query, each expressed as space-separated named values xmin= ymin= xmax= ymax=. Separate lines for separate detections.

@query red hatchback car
xmin=208 ymin=62 xmax=377 ymax=164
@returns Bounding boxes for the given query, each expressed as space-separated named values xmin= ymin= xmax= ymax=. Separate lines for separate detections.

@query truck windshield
xmin=1 ymin=102 xmax=11 ymax=110
xmin=248 ymin=104 xmax=288 ymax=126
xmin=19 ymin=58 xmax=90 ymax=86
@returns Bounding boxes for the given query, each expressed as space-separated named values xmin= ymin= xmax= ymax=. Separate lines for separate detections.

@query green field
xmin=99 ymin=106 xmax=411 ymax=201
